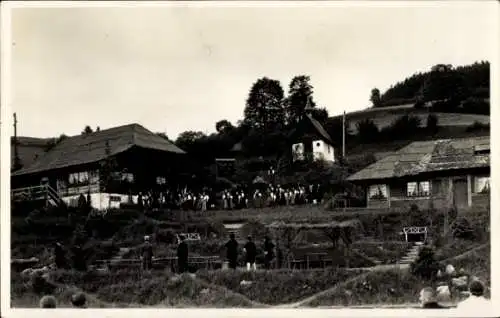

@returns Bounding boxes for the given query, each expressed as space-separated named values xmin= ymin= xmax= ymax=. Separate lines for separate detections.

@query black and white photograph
xmin=1 ymin=1 xmax=498 ymax=316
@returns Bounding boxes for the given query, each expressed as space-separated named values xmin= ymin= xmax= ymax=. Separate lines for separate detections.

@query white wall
xmin=62 ymin=193 xmax=139 ymax=210
xmin=312 ymin=140 xmax=335 ymax=162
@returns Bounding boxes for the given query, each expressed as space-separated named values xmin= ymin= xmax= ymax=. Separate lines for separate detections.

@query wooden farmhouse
xmin=11 ymin=124 xmax=186 ymax=210
xmin=347 ymin=136 xmax=490 ymax=212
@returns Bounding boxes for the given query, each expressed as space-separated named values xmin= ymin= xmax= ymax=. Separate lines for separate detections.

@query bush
xmin=451 ymin=217 xmax=475 ymax=240
xmin=466 ymin=121 xmax=490 ymax=132
xmin=410 ymin=245 xmax=440 ymax=281
xmin=197 ymin=268 xmax=364 ymax=305
xmin=241 ymin=220 xmax=269 ymax=239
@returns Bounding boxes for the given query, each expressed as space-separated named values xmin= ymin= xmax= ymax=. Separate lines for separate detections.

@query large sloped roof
xmin=13 ymin=124 xmax=185 ymax=176
xmin=11 ymin=137 xmax=52 ymax=169
xmin=288 ymin=113 xmax=334 ymax=145
xmin=347 ymin=136 xmax=490 ymax=181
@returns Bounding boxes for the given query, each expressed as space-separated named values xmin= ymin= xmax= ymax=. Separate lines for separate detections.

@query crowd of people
xmin=138 ymin=183 xmax=327 ymax=211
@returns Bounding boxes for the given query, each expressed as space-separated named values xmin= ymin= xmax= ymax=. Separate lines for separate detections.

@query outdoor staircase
xmin=399 ymin=241 xmax=424 ymax=265
xmin=11 ymin=184 xmax=64 ymax=207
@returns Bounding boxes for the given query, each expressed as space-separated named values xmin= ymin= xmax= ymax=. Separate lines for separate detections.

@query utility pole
xmin=342 ymin=111 xmax=346 ymax=158
xmin=13 ymin=113 xmax=22 ymax=171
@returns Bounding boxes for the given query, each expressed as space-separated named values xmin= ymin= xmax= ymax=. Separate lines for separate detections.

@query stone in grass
xmin=436 ymin=285 xmax=451 ymax=303
xmin=39 ymin=295 xmax=57 ymax=308
xmin=240 ymin=280 xmax=253 ymax=287
xmin=445 ymin=264 xmax=456 ymax=276
xmin=169 ymin=275 xmax=182 ymax=283
xmin=200 ymin=288 xmax=210 ymax=295
xmin=451 ymin=277 xmax=468 ymax=289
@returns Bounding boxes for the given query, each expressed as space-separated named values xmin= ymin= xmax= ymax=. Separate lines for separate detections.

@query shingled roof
xmin=288 ymin=113 xmax=334 ymax=145
xmin=347 ymin=136 xmax=490 ymax=182
xmin=11 ymin=137 xmax=52 ymax=169
xmin=12 ymin=124 xmax=185 ymax=176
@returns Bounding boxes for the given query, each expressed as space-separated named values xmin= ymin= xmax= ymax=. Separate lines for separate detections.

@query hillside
xmin=376 ymin=61 xmax=490 ymax=108
xmin=329 ymin=105 xmax=490 ymax=134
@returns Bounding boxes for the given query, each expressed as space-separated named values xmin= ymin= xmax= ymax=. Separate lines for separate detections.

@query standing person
xmin=177 ymin=235 xmax=189 ymax=273
xmin=54 ymin=242 xmax=67 ymax=269
xmin=263 ymin=236 xmax=275 ymax=270
xmin=141 ymin=236 xmax=153 ymax=271
xmin=276 ymin=240 xmax=283 ymax=269
xmin=225 ymin=233 xmax=239 ymax=270
xmin=72 ymin=244 xmax=86 ymax=271
xmin=244 ymin=236 xmax=257 ymax=271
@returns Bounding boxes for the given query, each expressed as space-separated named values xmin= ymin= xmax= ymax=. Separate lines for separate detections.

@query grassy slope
xmin=330 ymin=105 xmax=490 ymax=133
xmin=302 ymin=242 xmax=490 ymax=307
xmin=11 ymin=269 xmax=259 ymax=308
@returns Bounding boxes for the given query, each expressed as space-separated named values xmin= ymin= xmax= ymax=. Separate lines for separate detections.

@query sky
xmin=8 ymin=2 xmax=498 ymax=140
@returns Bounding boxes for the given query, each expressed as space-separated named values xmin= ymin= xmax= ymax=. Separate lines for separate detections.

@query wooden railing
xmin=11 ymin=184 xmax=63 ymax=207
xmin=93 ymin=255 xmax=221 ymax=270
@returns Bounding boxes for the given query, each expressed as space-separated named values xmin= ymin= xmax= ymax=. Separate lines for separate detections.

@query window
xmin=368 ymin=184 xmax=388 ymax=200
xmin=121 ymin=173 xmax=134 ymax=183
xmin=111 ymin=171 xmax=134 ymax=183
xmin=68 ymin=171 xmax=90 ymax=186
xmin=89 ymin=170 xmax=99 ymax=184
xmin=57 ymin=178 xmax=68 ymax=191
xmin=109 ymin=195 xmax=121 ymax=202
xmin=407 ymin=181 xmax=431 ymax=197
xmin=474 ymin=176 xmax=490 ymax=194
xmin=156 ymin=176 xmax=166 ymax=185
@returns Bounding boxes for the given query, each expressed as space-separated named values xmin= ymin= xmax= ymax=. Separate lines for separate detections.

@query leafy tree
xmin=311 ymin=107 xmax=329 ymax=124
xmin=99 ymin=141 xmax=119 ymax=192
xmin=370 ymin=88 xmax=382 ymax=107
xmin=44 ymin=134 xmax=68 ymax=152
xmin=284 ymin=75 xmax=317 ymax=124
xmin=356 ymin=119 xmax=379 ymax=143
xmin=410 ymin=245 xmax=440 ymax=281
xmin=382 ymin=114 xmax=421 ymax=139
xmin=426 ymin=113 xmax=439 ymax=134
xmin=175 ymin=131 xmax=207 ymax=152
xmin=82 ymin=126 xmax=93 ymax=135
xmin=215 ymin=119 xmax=234 ymax=134
xmin=156 ymin=132 xmax=173 ymax=142
xmin=243 ymin=77 xmax=285 ymax=130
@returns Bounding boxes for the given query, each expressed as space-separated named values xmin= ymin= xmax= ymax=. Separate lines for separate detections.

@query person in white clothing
xmin=456 ymin=280 xmax=491 ymax=312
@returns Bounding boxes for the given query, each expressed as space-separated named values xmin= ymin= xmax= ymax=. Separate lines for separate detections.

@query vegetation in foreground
xmin=304 ymin=243 xmax=490 ymax=307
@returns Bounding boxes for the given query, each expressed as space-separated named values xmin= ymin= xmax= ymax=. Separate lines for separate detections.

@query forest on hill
xmin=370 ymin=61 xmax=489 ymax=114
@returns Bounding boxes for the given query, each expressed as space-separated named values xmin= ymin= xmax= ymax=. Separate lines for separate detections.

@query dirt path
xmin=443 ymin=243 xmax=489 ymax=262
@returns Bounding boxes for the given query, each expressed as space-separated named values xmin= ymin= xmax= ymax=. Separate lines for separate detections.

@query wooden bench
xmin=399 ymin=226 xmax=428 ymax=242
xmin=176 ymin=233 xmax=202 ymax=243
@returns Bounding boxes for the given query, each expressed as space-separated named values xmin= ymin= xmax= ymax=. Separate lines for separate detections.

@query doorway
xmin=452 ymin=178 xmax=468 ymax=209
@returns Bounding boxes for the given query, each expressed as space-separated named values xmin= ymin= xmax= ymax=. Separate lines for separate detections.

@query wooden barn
xmin=347 ymin=136 xmax=490 ymax=212
xmin=11 ymin=123 xmax=186 ymax=210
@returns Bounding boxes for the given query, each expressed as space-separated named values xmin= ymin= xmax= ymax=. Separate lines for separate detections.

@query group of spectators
xmin=138 ymin=183 xmax=327 ymax=212
xmin=224 ymin=234 xmax=279 ymax=270
xmin=139 ymin=233 xmax=280 ymax=272
xmin=418 ymin=280 xmax=490 ymax=311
